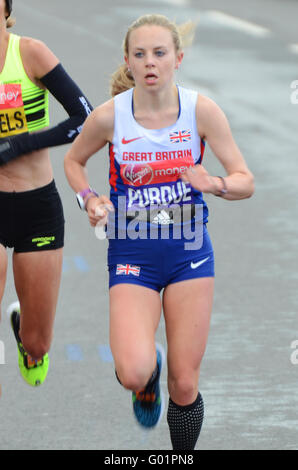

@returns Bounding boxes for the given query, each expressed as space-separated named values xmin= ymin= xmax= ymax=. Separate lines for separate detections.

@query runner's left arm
xmin=0 ymin=63 xmax=93 ymax=165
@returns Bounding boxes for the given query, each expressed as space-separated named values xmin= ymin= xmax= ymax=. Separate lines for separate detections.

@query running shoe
xmin=132 ymin=344 xmax=165 ymax=428
xmin=7 ymin=301 xmax=49 ymax=387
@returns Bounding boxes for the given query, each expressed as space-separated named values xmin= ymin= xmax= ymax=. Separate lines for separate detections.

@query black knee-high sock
xmin=167 ymin=392 xmax=204 ymax=450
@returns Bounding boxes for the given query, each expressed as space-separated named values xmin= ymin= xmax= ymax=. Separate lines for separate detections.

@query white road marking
xmin=288 ymin=44 xmax=298 ymax=54
xmin=206 ymin=10 xmax=271 ymax=37
xmin=153 ymin=0 xmax=189 ymax=5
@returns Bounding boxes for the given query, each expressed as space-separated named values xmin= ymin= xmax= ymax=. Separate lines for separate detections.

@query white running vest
xmin=109 ymin=86 xmax=207 ymax=219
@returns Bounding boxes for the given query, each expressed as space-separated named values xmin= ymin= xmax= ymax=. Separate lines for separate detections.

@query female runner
xmin=64 ymin=14 xmax=254 ymax=449
xmin=0 ymin=0 xmax=92 ymax=387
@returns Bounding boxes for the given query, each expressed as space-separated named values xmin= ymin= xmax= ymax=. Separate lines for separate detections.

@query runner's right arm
xmin=64 ymin=99 xmax=115 ymax=226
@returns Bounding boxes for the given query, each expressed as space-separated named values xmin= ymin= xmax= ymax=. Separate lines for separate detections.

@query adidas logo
xmin=152 ymin=210 xmax=173 ymax=225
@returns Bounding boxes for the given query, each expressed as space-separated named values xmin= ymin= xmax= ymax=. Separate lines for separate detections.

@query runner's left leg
xmin=163 ymin=277 xmax=214 ymax=449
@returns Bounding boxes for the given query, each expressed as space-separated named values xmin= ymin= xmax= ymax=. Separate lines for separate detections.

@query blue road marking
xmin=74 ymin=256 xmax=90 ymax=272
xmin=66 ymin=344 xmax=83 ymax=362
xmin=98 ymin=345 xmax=114 ymax=362
xmin=65 ymin=344 xmax=113 ymax=363
xmin=62 ymin=258 xmax=70 ymax=274
xmin=62 ymin=256 xmax=90 ymax=273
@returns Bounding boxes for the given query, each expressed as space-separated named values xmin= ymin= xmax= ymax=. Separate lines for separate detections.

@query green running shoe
xmin=8 ymin=301 xmax=49 ymax=387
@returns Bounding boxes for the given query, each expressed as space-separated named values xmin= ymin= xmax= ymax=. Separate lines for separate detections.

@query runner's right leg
xmin=10 ymin=248 xmax=63 ymax=386
xmin=109 ymin=283 xmax=164 ymax=427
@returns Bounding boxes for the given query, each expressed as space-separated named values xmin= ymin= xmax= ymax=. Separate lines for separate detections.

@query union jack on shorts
xmin=116 ymin=264 xmax=141 ymax=276
xmin=169 ymin=129 xmax=191 ymax=143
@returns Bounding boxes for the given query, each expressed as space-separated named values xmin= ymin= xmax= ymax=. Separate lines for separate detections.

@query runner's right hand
xmin=86 ymin=195 xmax=114 ymax=227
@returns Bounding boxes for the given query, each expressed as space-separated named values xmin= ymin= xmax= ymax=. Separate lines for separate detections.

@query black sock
xmin=167 ymin=392 xmax=204 ymax=450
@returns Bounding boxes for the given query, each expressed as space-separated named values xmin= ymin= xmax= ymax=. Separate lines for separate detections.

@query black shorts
xmin=0 ymin=180 xmax=65 ymax=253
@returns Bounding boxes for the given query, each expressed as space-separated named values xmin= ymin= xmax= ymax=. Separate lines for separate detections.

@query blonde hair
xmin=110 ymin=14 xmax=195 ymax=97
xmin=7 ymin=16 xmax=15 ymax=28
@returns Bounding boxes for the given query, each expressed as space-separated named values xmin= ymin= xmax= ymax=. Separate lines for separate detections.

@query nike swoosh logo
xmin=190 ymin=257 xmax=210 ymax=269
xmin=122 ymin=136 xmax=144 ymax=144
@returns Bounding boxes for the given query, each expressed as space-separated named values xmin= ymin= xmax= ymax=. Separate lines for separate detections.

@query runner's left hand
xmin=181 ymin=165 xmax=218 ymax=194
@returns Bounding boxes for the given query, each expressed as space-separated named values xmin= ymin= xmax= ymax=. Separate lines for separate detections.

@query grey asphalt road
xmin=0 ymin=0 xmax=298 ymax=451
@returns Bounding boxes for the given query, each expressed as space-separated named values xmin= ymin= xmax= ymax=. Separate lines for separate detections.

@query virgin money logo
xmin=0 ymin=84 xmax=23 ymax=108
xmin=122 ymin=163 xmax=153 ymax=186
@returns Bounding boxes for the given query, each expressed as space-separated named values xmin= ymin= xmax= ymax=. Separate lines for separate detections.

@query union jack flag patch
xmin=169 ymin=129 xmax=191 ymax=143
xmin=116 ymin=264 xmax=141 ymax=276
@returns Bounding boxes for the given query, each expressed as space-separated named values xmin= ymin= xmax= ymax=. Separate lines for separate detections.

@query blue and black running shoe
xmin=132 ymin=344 xmax=165 ymax=428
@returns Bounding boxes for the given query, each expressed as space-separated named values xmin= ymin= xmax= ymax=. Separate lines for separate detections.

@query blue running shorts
xmin=108 ymin=223 xmax=214 ymax=292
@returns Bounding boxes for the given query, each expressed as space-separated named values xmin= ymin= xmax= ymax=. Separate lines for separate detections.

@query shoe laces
xmin=135 ymin=389 xmax=156 ymax=403
xmin=24 ymin=352 xmax=44 ymax=370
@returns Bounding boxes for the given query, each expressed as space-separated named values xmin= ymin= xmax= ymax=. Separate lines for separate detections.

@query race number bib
xmin=0 ymin=84 xmax=28 ymax=137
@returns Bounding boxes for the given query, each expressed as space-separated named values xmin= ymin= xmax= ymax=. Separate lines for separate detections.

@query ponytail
xmin=109 ymin=63 xmax=135 ymax=97
xmin=6 ymin=16 xmax=16 ymax=28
